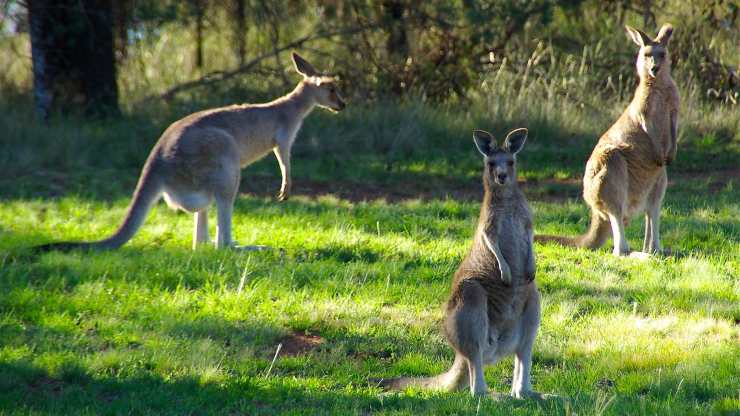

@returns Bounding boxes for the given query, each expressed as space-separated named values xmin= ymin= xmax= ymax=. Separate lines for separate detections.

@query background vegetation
xmin=0 ymin=0 xmax=738 ymax=414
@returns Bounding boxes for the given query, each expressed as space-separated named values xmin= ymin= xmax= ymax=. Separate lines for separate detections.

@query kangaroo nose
xmin=497 ymin=173 xmax=507 ymax=183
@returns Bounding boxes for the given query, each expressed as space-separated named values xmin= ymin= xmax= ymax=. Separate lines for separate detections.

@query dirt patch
xmin=27 ymin=376 xmax=65 ymax=396
xmin=240 ymin=176 xmax=582 ymax=203
xmin=278 ymin=332 xmax=325 ymax=356
xmin=240 ymin=168 xmax=739 ymax=203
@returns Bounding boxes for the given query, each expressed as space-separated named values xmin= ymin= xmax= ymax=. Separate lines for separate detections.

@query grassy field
xmin=0 ymin=93 xmax=738 ymax=416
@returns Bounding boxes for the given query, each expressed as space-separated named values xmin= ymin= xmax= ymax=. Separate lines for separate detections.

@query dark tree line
xmin=18 ymin=0 xmax=739 ymax=119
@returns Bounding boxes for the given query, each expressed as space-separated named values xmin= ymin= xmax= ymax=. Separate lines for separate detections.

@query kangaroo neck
xmin=479 ymin=178 xmax=514 ymax=229
xmin=483 ymin=175 xmax=515 ymax=204
xmin=632 ymin=71 xmax=673 ymax=108
xmin=278 ymin=81 xmax=317 ymax=121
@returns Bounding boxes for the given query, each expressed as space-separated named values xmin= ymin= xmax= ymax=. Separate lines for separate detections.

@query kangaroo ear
xmin=473 ymin=129 xmax=496 ymax=157
xmin=655 ymin=23 xmax=673 ymax=45
xmin=292 ymin=52 xmax=317 ymax=77
xmin=625 ymin=25 xmax=652 ymax=47
xmin=502 ymin=128 xmax=528 ymax=155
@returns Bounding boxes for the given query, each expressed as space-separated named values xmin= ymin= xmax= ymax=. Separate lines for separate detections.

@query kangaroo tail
xmin=371 ymin=355 xmax=467 ymax=392
xmin=34 ymin=163 xmax=163 ymax=252
xmin=535 ymin=211 xmax=610 ymax=250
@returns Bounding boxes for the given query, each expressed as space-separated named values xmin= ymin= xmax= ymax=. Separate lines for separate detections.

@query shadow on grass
xmin=0 ymin=359 xmax=370 ymax=415
xmin=2 ymin=340 xmax=733 ymax=415
xmin=0 ymin=359 xmax=574 ymax=415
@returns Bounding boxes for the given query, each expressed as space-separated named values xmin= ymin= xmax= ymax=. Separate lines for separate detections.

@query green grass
xmin=1 ymin=95 xmax=738 ymax=416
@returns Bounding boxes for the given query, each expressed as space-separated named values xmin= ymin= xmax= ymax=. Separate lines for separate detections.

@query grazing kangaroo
xmin=536 ymin=24 xmax=679 ymax=257
xmin=376 ymin=128 xmax=552 ymax=399
xmin=36 ymin=52 xmax=345 ymax=252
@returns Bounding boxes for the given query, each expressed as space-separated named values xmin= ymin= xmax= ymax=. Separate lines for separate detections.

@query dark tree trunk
xmin=234 ymin=0 xmax=247 ymax=66
xmin=27 ymin=0 xmax=119 ymax=119
xmin=382 ymin=0 xmax=408 ymax=95
xmin=113 ymin=0 xmax=131 ymax=61
xmin=192 ymin=0 xmax=205 ymax=69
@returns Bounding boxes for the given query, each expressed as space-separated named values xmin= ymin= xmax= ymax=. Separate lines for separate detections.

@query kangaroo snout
xmin=496 ymin=173 xmax=508 ymax=184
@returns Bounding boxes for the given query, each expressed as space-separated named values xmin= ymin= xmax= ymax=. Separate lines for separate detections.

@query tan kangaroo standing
xmin=376 ymin=129 xmax=553 ymax=399
xmin=537 ymin=24 xmax=679 ymax=257
xmin=36 ymin=52 xmax=345 ymax=252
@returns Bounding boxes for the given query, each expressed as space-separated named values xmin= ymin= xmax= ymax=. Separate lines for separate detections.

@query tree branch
xmin=135 ymin=26 xmax=373 ymax=105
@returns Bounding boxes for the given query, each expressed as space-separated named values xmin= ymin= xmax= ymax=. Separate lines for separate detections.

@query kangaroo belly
xmin=163 ymin=189 xmax=212 ymax=212
xmin=483 ymin=323 xmax=521 ymax=363
xmin=625 ymin=168 xmax=662 ymax=218
xmin=482 ymin=287 xmax=537 ymax=363
xmin=238 ymin=136 xmax=276 ymax=167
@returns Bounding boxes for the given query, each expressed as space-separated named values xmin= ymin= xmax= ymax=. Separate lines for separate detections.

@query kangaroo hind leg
xmin=193 ymin=209 xmax=210 ymax=249
xmin=642 ymin=170 xmax=667 ymax=255
xmin=445 ymin=281 xmax=491 ymax=396
xmin=213 ymin=169 xmax=270 ymax=251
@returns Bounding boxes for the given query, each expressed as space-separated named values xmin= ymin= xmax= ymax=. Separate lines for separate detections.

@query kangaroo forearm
xmin=525 ymin=235 xmax=536 ymax=280
xmin=274 ymin=145 xmax=292 ymax=200
xmin=482 ymin=233 xmax=511 ymax=282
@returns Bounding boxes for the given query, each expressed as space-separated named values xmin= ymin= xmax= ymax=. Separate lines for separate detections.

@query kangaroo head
xmin=625 ymin=24 xmax=673 ymax=80
xmin=473 ymin=128 xmax=528 ymax=186
xmin=292 ymin=52 xmax=346 ymax=113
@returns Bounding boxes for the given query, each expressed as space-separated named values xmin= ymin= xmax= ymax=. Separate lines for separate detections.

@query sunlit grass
xmin=1 ymin=165 xmax=738 ymax=415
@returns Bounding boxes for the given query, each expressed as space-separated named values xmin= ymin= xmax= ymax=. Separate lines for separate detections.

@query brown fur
xmin=536 ymin=24 xmax=679 ymax=256
xmin=34 ymin=52 xmax=345 ymax=252
xmin=375 ymin=129 xmax=554 ymax=399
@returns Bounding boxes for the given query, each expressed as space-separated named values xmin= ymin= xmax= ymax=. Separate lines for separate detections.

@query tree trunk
xmin=114 ymin=0 xmax=131 ymax=61
xmin=382 ymin=0 xmax=408 ymax=96
xmin=234 ymin=0 xmax=247 ymax=66
xmin=192 ymin=0 xmax=205 ymax=69
xmin=27 ymin=0 xmax=119 ymax=119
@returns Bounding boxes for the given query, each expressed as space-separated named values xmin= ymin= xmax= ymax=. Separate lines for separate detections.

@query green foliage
xmin=2 ymin=0 xmax=737 ymax=104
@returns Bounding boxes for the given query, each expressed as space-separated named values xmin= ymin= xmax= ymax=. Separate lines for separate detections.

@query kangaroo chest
xmin=495 ymin=214 xmax=530 ymax=279
xmin=632 ymin=84 xmax=678 ymax=154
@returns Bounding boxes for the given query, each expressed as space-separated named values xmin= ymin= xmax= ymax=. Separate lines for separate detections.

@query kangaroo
xmin=536 ymin=24 xmax=679 ymax=257
xmin=375 ymin=128 xmax=552 ymax=400
xmin=35 ymin=52 xmax=345 ymax=252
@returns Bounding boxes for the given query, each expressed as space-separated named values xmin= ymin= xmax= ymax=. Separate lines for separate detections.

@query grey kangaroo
xmin=36 ymin=52 xmax=345 ymax=252
xmin=536 ymin=24 xmax=679 ymax=257
xmin=376 ymin=128 xmax=553 ymax=399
